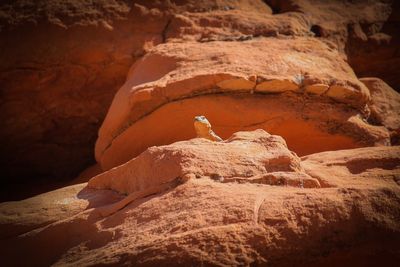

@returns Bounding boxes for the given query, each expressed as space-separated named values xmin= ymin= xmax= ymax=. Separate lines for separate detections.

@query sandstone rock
xmin=304 ymin=83 xmax=329 ymax=95
xmin=1 ymin=1 xmax=400 ymax=264
xmin=1 ymin=133 xmax=399 ymax=266
xmin=1 ymin=0 xmax=397 ymax=193
xmin=100 ymin=92 xmax=393 ymax=170
xmin=216 ymin=77 xmax=256 ymax=91
xmin=0 ymin=0 xmax=279 ymax=191
xmin=0 ymin=1 xmax=170 ymax=186
xmin=346 ymin=2 xmax=400 ymax=91
xmin=95 ymin=37 xmax=379 ymax=170
xmin=266 ymin=0 xmax=392 ymax=50
xmin=326 ymin=84 xmax=370 ymax=105
xmin=89 ymin=129 xmax=321 ymax=217
xmin=89 ymin=130 xmax=320 ymax=196
xmin=167 ymin=7 xmax=310 ymax=42
xmin=344 ymin=115 xmax=390 ymax=146
xmin=266 ymin=0 xmax=399 ymax=91
xmin=255 ymin=79 xmax=299 ymax=93
xmin=0 ymin=183 xmax=122 ymax=239
xmin=301 ymin=145 xmax=400 ymax=188
xmin=360 ymin=77 xmax=400 ymax=132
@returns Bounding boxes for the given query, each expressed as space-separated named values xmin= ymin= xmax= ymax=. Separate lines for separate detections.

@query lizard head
xmin=194 ymin=115 xmax=211 ymax=126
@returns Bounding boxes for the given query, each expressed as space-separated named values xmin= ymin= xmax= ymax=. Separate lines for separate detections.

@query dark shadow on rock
xmin=345 ymin=158 xmax=400 ymax=175
xmin=77 ymin=186 xmax=124 ymax=209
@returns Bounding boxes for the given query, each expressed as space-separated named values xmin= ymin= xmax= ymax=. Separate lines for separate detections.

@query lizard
xmin=193 ymin=115 xmax=223 ymax=142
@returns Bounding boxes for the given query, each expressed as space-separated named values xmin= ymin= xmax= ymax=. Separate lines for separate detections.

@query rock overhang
xmin=94 ymin=37 xmax=387 ymax=171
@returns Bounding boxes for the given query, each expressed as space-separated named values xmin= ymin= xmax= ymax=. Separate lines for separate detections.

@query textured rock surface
xmin=1 ymin=131 xmax=399 ymax=266
xmin=1 ymin=0 xmax=400 ymax=265
xmin=0 ymin=0 xmax=167 ymax=187
xmin=95 ymin=37 xmax=393 ymax=170
xmin=266 ymin=0 xmax=399 ymax=90
xmin=0 ymin=0 xmax=274 ymax=191
xmin=90 ymin=130 xmax=320 ymax=195
xmin=360 ymin=77 xmax=400 ymax=143
xmin=346 ymin=1 xmax=400 ymax=91
xmin=1 ymin=0 xmax=398 ymax=191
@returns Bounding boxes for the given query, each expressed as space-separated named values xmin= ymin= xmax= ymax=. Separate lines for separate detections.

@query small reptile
xmin=194 ymin=115 xmax=223 ymax=141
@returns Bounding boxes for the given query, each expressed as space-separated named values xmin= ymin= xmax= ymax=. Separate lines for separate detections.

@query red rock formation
xmin=1 ymin=130 xmax=399 ymax=266
xmin=0 ymin=0 xmax=273 ymax=194
xmin=346 ymin=1 xmax=400 ymax=91
xmin=0 ymin=0 xmax=400 ymax=265
xmin=0 ymin=1 xmax=168 ymax=190
xmin=360 ymin=77 xmax=400 ymax=143
xmin=1 ymin=0 xmax=398 ymax=195
xmin=95 ymin=38 xmax=392 ymax=170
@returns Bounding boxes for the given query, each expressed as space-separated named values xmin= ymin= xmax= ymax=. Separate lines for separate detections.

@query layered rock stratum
xmin=0 ymin=0 xmax=399 ymax=266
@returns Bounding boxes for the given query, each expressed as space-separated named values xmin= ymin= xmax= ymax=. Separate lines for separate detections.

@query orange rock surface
xmin=1 ymin=0 xmax=400 ymax=265
xmin=1 ymin=130 xmax=399 ymax=266
xmin=95 ymin=38 xmax=391 ymax=170
xmin=361 ymin=77 xmax=400 ymax=133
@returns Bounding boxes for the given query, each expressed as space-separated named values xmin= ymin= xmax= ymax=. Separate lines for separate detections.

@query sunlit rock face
xmin=0 ymin=0 xmax=397 ymax=193
xmin=0 ymin=0 xmax=272 ymax=193
xmin=89 ymin=129 xmax=322 ymax=196
xmin=1 ymin=130 xmax=400 ymax=266
xmin=1 ymin=0 xmax=400 ymax=266
xmin=94 ymin=37 xmax=395 ymax=171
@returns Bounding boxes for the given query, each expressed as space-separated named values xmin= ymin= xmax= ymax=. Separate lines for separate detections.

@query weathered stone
xmin=255 ymin=79 xmax=299 ymax=93
xmin=304 ymin=83 xmax=329 ymax=95
xmin=217 ymin=77 xmax=256 ymax=91
xmin=361 ymin=77 xmax=400 ymax=131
